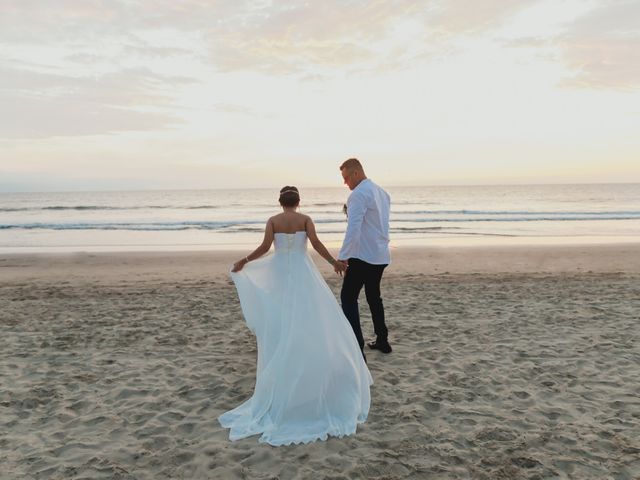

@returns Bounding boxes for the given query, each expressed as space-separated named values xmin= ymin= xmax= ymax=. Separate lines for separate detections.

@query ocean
xmin=1 ymin=184 xmax=639 ymax=252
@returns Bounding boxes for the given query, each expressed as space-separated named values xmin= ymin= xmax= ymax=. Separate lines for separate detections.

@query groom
xmin=335 ymin=158 xmax=392 ymax=355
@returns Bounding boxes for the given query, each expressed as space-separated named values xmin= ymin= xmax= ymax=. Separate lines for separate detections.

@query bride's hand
xmin=232 ymin=258 xmax=247 ymax=272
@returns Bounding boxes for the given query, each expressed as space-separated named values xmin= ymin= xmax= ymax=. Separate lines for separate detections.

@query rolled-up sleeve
xmin=339 ymin=191 xmax=366 ymax=260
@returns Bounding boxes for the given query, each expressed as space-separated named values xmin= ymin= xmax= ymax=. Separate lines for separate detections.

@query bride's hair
xmin=279 ymin=186 xmax=300 ymax=207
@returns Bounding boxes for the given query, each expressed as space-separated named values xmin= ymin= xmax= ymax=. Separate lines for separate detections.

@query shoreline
xmin=2 ymin=234 xmax=640 ymax=255
xmin=2 ymin=242 xmax=640 ymax=285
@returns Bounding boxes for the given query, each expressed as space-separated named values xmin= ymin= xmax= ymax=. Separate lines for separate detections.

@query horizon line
xmin=2 ymin=180 xmax=640 ymax=194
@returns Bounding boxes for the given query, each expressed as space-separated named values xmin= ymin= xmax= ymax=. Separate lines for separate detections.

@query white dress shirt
xmin=339 ymin=179 xmax=391 ymax=265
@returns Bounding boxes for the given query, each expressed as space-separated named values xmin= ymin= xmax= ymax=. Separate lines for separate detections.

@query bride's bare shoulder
xmin=268 ymin=212 xmax=289 ymax=229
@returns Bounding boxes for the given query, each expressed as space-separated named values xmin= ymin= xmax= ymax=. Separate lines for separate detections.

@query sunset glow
xmin=1 ymin=0 xmax=639 ymax=191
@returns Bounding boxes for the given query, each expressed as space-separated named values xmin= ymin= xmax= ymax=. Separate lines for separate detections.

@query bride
xmin=218 ymin=186 xmax=373 ymax=446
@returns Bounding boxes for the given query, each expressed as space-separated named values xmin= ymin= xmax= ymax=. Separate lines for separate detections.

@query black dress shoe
xmin=367 ymin=340 xmax=392 ymax=353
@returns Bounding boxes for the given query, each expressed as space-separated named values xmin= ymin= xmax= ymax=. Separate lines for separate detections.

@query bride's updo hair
xmin=279 ymin=186 xmax=300 ymax=207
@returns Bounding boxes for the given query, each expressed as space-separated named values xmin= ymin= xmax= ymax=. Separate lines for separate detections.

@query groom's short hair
xmin=340 ymin=158 xmax=363 ymax=172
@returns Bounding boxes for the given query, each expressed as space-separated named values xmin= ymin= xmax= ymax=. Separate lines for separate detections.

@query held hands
xmin=333 ymin=259 xmax=348 ymax=276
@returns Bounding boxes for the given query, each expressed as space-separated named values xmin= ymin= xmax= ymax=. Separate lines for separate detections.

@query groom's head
xmin=340 ymin=158 xmax=366 ymax=191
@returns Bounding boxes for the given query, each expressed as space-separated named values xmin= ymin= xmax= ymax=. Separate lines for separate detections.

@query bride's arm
xmin=305 ymin=217 xmax=345 ymax=274
xmin=232 ymin=219 xmax=275 ymax=272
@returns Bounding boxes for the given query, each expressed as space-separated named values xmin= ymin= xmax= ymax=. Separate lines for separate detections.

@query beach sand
xmin=1 ymin=244 xmax=639 ymax=479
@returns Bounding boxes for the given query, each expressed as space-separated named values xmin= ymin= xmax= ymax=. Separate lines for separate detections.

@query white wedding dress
xmin=219 ymin=231 xmax=373 ymax=446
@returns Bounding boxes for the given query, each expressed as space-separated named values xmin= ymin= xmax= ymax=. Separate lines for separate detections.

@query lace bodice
xmin=274 ymin=231 xmax=308 ymax=253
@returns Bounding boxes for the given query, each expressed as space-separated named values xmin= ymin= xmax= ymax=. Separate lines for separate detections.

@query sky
xmin=1 ymin=0 xmax=639 ymax=192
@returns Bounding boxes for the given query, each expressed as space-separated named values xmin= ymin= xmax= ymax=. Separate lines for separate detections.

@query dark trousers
xmin=340 ymin=258 xmax=388 ymax=350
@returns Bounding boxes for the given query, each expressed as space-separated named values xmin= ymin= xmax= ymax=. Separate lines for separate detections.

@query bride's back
xmin=271 ymin=211 xmax=308 ymax=234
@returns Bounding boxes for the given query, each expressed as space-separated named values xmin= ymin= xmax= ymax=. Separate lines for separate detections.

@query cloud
xmin=0 ymin=1 xmax=236 ymax=44
xmin=210 ymin=102 xmax=273 ymax=117
xmin=0 ymin=1 xmax=540 ymax=76
xmin=425 ymin=0 xmax=540 ymax=35
xmin=556 ymin=0 xmax=640 ymax=90
xmin=0 ymin=65 xmax=194 ymax=138
xmin=0 ymin=96 xmax=181 ymax=139
xmin=208 ymin=0 xmax=551 ymax=74
xmin=1 ymin=65 xmax=192 ymax=100
xmin=502 ymin=1 xmax=640 ymax=91
xmin=202 ymin=1 xmax=422 ymax=74
xmin=64 ymin=45 xmax=192 ymax=65
xmin=204 ymin=1 xmax=543 ymax=74
xmin=121 ymin=44 xmax=193 ymax=59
